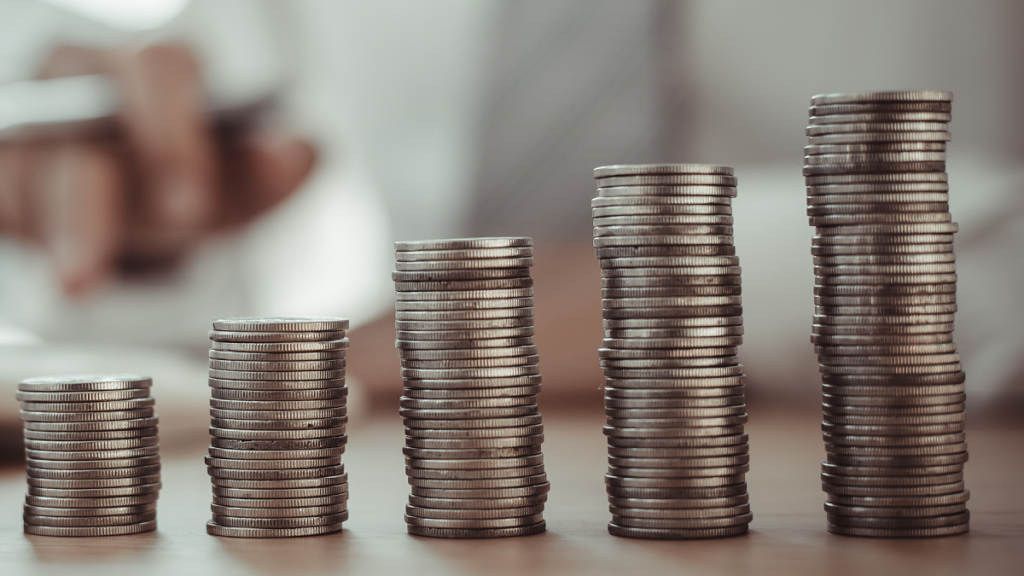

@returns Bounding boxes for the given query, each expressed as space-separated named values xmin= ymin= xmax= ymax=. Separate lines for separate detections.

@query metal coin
xmin=211 ymin=339 xmax=349 ymax=353
xmin=396 ymin=288 xmax=533 ymax=301
xmin=825 ymin=522 xmax=968 ymax=538
xmin=209 ymin=398 xmax=346 ymax=411
xmin=403 ymin=416 xmax=542 ymax=431
xmin=209 ymin=359 xmax=346 ymax=372
xmin=211 ymin=485 xmax=347 ymax=499
xmin=396 ymin=337 xmax=535 ymax=350
xmin=406 ymin=505 xmax=544 ymax=520
xmin=403 ymin=385 xmax=542 ymax=400
xmin=406 ymin=522 xmax=545 ymax=539
xmin=404 ymin=435 xmax=544 ymax=450
xmin=206 ymin=521 xmax=342 ymax=538
xmin=602 ymin=386 xmax=744 ymax=399
xmin=23 ymin=427 xmax=158 ymax=441
xmin=391 ymin=269 xmax=531 ymax=282
xmin=598 ymin=347 xmax=738 ymax=359
xmin=211 ymin=512 xmax=346 ymax=529
xmin=395 ymin=238 xmax=532 ymax=251
xmin=205 ymin=456 xmax=341 ymax=470
xmin=27 ymin=464 xmax=161 ymax=480
xmin=211 ymin=387 xmax=347 ymax=401
xmin=824 ymin=502 xmax=966 ymax=518
xmin=25 ymin=446 xmax=160 ymax=461
xmin=29 ymin=482 xmax=161 ymax=498
xmin=210 ymin=408 xmax=346 ymax=421
xmin=808 ymin=113 xmax=950 ymax=125
xmin=394 ymin=278 xmax=533 ymax=292
xmin=212 ymin=495 xmax=348 ymax=508
xmin=827 ymin=511 xmax=968 ymax=529
xmin=24 ymin=511 xmax=156 ymax=527
xmin=607 ymin=445 xmax=748 ymax=458
xmin=401 ymin=396 xmax=537 ymax=410
xmin=404 ymin=513 xmax=543 ymax=530
xmin=403 ymin=446 xmax=542 ymax=460
xmin=20 ymin=398 xmax=155 ymax=413
xmin=16 ymin=389 xmax=152 ymax=402
xmin=24 ymin=503 xmax=156 ymax=517
xmin=395 ymin=258 xmax=533 ymax=271
xmin=212 ymin=317 xmax=349 ymax=332
xmin=407 ymin=495 xmax=547 ymax=510
xmin=409 ymin=483 xmax=550 ymax=499
xmin=209 ymin=330 xmax=344 ymax=343
xmin=26 ymin=455 xmax=160 ymax=470
xmin=211 ymin=504 xmax=346 ymax=518
xmin=25 ymin=493 xmax=159 ymax=508
xmin=208 ymin=378 xmax=345 ymax=390
xmin=594 ymin=164 xmax=734 ymax=178
xmin=606 ymin=434 xmax=747 ymax=449
xmin=406 ymin=466 xmax=545 ymax=481
xmin=402 ymin=375 xmax=542 ymax=389
xmin=211 ymin=474 xmax=347 ymax=490
xmin=209 ymin=427 xmax=346 ymax=440
xmin=611 ymin=512 xmax=752 ymax=529
xmin=809 ymin=101 xmax=951 ymax=115
xmin=25 ymin=520 xmax=157 ymax=537
xmin=19 ymin=374 xmax=152 ymax=392
xmin=596 ymin=174 xmax=736 ymax=187
xmin=606 ymin=523 xmax=748 ymax=539
xmin=597 ymin=185 xmax=736 ymax=197
xmin=395 ymin=247 xmax=533 ymax=261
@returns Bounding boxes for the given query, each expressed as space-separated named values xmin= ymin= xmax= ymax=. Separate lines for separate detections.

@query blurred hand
xmin=0 ymin=43 xmax=316 ymax=295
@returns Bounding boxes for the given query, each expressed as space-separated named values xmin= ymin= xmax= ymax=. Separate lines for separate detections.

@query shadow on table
xmin=215 ymin=531 xmax=350 ymax=574
xmin=27 ymin=530 xmax=161 ymax=564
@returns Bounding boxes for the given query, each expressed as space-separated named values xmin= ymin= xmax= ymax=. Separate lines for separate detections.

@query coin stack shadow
xmin=591 ymin=164 xmax=752 ymax=539
xmin=393 ymin=237 xmax=548 ymax=539
xmin=804 ymin=91 xmax=969 ymax=538
xmin=18 ymin=374 xmax=160 ymax=536
xmin=205 ymin=317 xmax=350 ymax=538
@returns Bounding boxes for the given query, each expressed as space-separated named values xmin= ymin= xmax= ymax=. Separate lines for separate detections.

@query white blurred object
xmin=0 ymin=75 xmax=115 ymax=135
xmin=40 ymin=0 xmax=189 ymax=31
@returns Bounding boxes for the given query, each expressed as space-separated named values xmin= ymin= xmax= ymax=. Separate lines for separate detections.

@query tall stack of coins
xmin=591 ymin=165 xmax=752 ymax=539
xmin=205 ymin=317 xmax=350 ymax=538
xmin=18 ymin=374 xmax=160 ymax=536
xmin=805 ymin=91 xmax=969 ymax=538
xmin=393 ymin=238 xmax=548 ymax=539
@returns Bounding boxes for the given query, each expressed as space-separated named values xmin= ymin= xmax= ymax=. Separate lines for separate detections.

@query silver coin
xmin=395 ymin=247 xmax=533 ymax=261
xmin=597 ymin=186 xmax=736 ymax=198
xmin=396 ymin=288 xmax=533 ymax=302
xmin=400 ymin=366 xmax=540 ymax=379
xmin=606 ymin=485 xmax=747 ymax=500
xmin=395 ymin=318 xmax=534 ymax=331
xmin=407 ymin=474 xmax=547 ymax=490
xmin=806 ymin=132 xmax=951 ymax=146
xmin=405 ymin=505 xmax=544 ymax=520
xmin=20 ymin=408 xmax=154 ymax=423
xmin=606 ymin=434 xmax=748 ymax=449
xmin=596 ymin=174 xmax=736 ymax=187
xmin=402 ymin=445 xmax=541 ymax=460
xmin=209 ymin=330 xmax=345 ymax=343
xmin=26 ymin=455 xmax=160 ymax=470
xmin=594 ymin=164 xmax=734 ymax=178
xmin=27 ymin=474 xmax=161 ymax=489
xmin=25 ymin=446 xmax=160 ymax=461
xmin=211 ymin=387 xmax=347 ymax=401
xmin=19 ymin=374 xmax=152 ymax=392
xmin=404 ymin=513 xmax=543 ymax=530
xmin=604 ymin=328 xmax=743 ymax=340
xmin=211 ymin=339 xmax=349 ymax=353
xmin=23 ymin=417 xmax=159 ymax=433
xmin=808 ymin=112 xmax=950 ymax=125
xmin=205 ymin=521 xmax=343 ymax=538
xmin=398 ymin=345 xmax=537 ymax=360
xmin=24 ymin=437 xmax=159 ymax=452
xmin=211 ymin=504 xmax=346 ymax=519
xmin=23 ymin=427 xmax=158 ymax=441
xmin=209 ymin=369 xmax=345 ymax=382
xmin=211 ymin=485 xmax=347 ymax=499
xmin=24 ymin=511 xmax=157 ymax=527
xmin=20 ymin=398 xmax=155 ymax=413
xmin=25 ymin=520 xmax=157 ymax=537
xmin=205 ymin=456 xmax=340 ymax=470
xmin=210 ymin=408 xmax=346 ymax=421
xmin=27 ymin=464 xmax=161 ymax=480
xmin=406 ymin=455 xmax=543 ymax=470
xmin=611 ymin=513 xmax=751 ymax=530
xmin=406 ymin=465 xmax=545 ymax=481
xmin=403 ymin=375 xmax=542 ymax=389
xmin=208 ymin=465 xmax=344 ymax=481
xmin=395 ymin=238 xmax=532 ymax=251
xmin=396 ymin=309 xmax=535 ymax=322
xmin=406 ymin=522 xmax=546 ymax=539
xmin=24 ymin=503 xmax=156 ymax=517
xmin=600 ymin=357 xmax=740 ymax=369
xmin=212 ymin=494 xmax=348 ymax=508
xmin=25 ymin=493 xmax=159 ymax=508
xmin=593 ymin=206 xmax=733 ymax=218
xmin=211 ymin=474 xmax=347 ymax=490
xmin=208 ymin=377 xmax=345 ymax=390
xmin=212 ymin=317 xmax=349 ymax=332
xmin=209 ymin=427 xmax=346 ymax=440
xmin=606 ymin=397 xmax=744 ymax=409
xmin=807 ymin=192 xmax=949 ymax=206
xmin=395 ymin=258 xmax=533 ymax=271
xmin=404 ymin=435 xmax=544 ymax=450
xmin=607 ymin=445 xmax=749 ymax=459
xmin=394 ymin=278 xmax=533 ymax=292
xmin=810 ymin=101 xmax=951 ymax=115
xmin=605 ymin=475 xmax=745 ymax=489
xmin=28 ymin=482 xmax=161 ymax=498
xmin=405 ymin=425 xmax=544 ymax=440
xmin=604 ymin=317 xmax=743 ymax=329
xmin=409 ymin=479 xmax=552 ymax=498
xmin=209 ymin=398 xmax=345 ymax=411
xmin=403 ymin=385 xmax=542 ymax=400
xmin=610 ymin=504 xmax=750 ymax=520
xmin=603 ymin=387 xmax=745 ymax=400
xmin=598 ymin=347 xmax=738 ymax=359
xmin=209 ymin=359 xmax=346 ymax=372
xmin=396 ymin=337 xmax=535 ymax=350
xmin=404 ymin=415 xmax=542 ymax=430
xmin=606 ymin=406 xmax=746 ymax=419
xmin=407 ymin=495 xmax=547 ymax=510
xmin=16 ymin=389 xmax=152 ymax=403
xmin=391 ymin=269 xmax=531 ymax=282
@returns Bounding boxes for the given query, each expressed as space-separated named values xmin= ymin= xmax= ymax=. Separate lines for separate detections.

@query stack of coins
xmin=591 ymin=164 xmax=752 ymax=539
xmin=393 ymin=237 xmax=548 ymax=539
xmin=205 ymin=317 xmax=350 ymax=538
xmin=804 ymin=91 xmax=969 ymax=538
xmin=18 ymin=374 xmax=160 ymax=536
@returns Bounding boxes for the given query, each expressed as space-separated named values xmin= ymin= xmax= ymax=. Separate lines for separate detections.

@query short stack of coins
xmin=804 ymin=91 xmax=969 ymax=538
xmin=18 ymin=374 xmax=160 ymax=536
xmin=591 ymin=164 xmax=752 ymax=539
xmin=393 ymin=237 xmax=548 ymax=539
xmin=205 ymin=317 xmax=350 ymax=538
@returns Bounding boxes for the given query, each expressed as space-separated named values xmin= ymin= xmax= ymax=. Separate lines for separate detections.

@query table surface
xmin=0 ymin=407 xmax=1020 ymax=576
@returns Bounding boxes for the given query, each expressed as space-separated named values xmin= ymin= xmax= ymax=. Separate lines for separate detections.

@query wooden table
xmin=0 ymin=408 xmax=1020 ymax=576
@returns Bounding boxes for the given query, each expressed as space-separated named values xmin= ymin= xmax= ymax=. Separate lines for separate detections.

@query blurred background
xmin=0 ymin=0 xmax=1022 ymax=459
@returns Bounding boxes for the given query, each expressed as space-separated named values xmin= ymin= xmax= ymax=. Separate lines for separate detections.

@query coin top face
xmin=594 ymin=164 xmax=734 ymax=178
xmin=212 ymin=318 xmax=350 ymax=332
